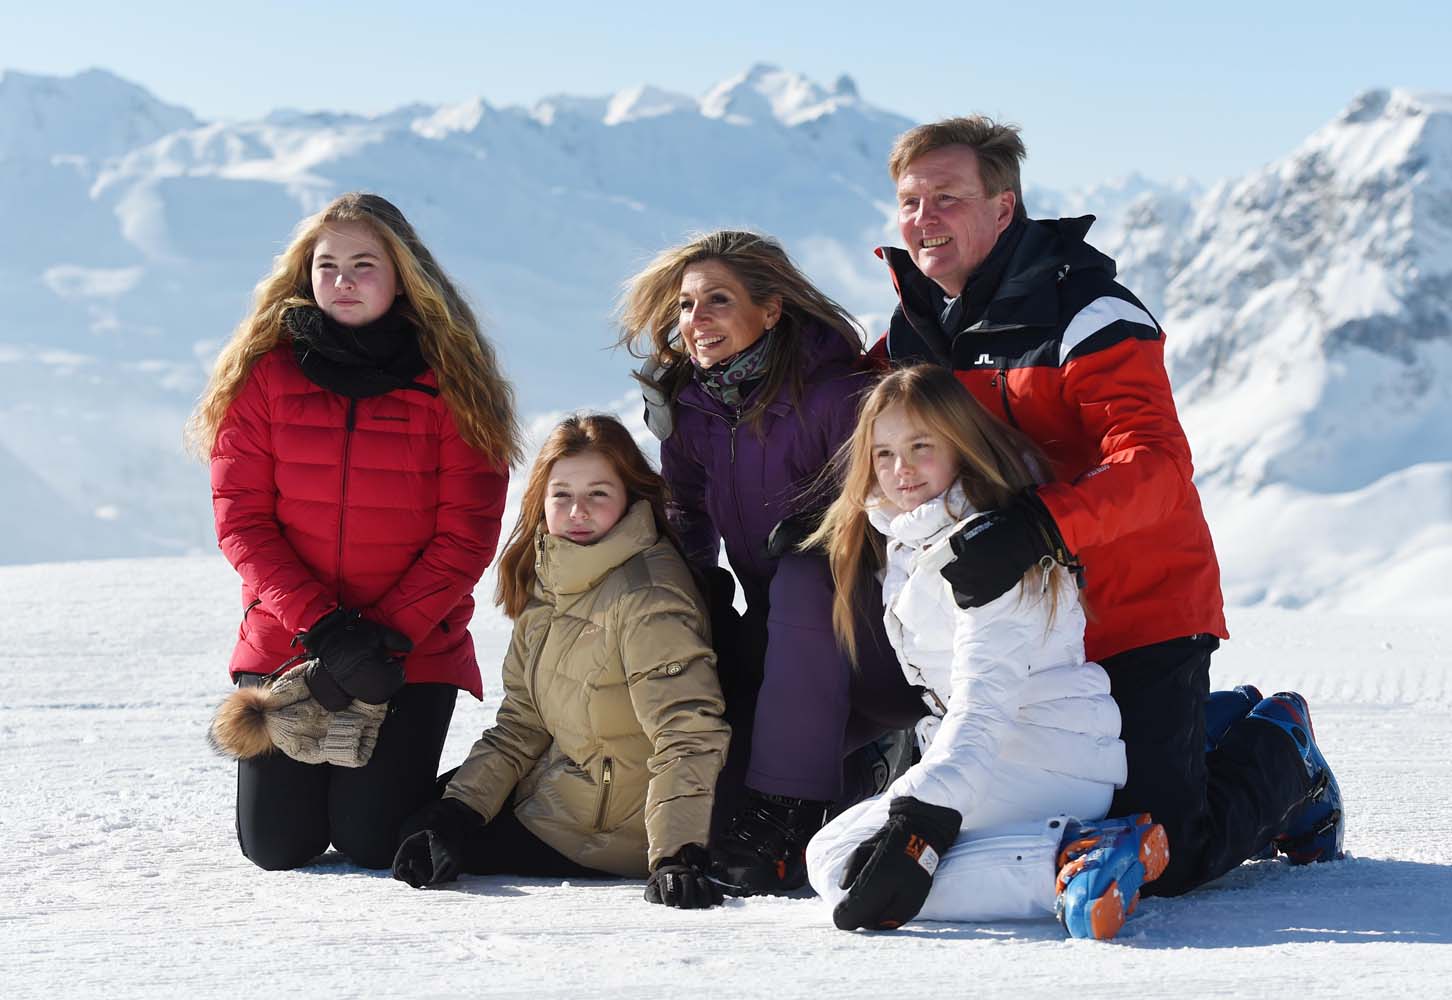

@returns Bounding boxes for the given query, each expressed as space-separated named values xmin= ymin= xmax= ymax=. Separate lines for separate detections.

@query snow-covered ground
xmin=4 ymin=555 xmax=1450 ymax=999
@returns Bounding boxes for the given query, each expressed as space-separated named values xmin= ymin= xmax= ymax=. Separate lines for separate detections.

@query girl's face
xmin=871 ymin=403 xmax=958 ymax=513
xmin=677 ymin=260 xmax=782 ymax=369
xmin=543 ymin=450 xmax=629 ymax=544
xmin=310 ymin=221 xmax=400 ymax=327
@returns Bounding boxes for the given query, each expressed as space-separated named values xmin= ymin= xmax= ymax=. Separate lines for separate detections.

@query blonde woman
xmin=189 ymin=192 xmax=520 ymax=872
xmin=619 ymin=230 xmax=926 ymax=895
xmin=802 ymin=365 xmax=1164 ymax=940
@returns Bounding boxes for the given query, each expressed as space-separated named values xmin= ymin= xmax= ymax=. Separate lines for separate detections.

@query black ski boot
xmin=709 ymin=790 xmax=826 ymax=896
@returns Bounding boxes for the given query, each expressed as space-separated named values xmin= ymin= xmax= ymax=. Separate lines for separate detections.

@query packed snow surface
xmin=3 ymin=556 xmax=1450 ymax=999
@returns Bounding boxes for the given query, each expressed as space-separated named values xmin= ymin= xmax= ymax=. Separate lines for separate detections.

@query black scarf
xmin=937 ymin=216 xmax=1028 ymax=336
xmin=285 ymin=304 xmax=435 ymax=399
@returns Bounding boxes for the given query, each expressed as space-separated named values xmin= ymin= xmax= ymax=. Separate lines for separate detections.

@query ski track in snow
xmin=3 ymin=556 xmax=1451 ymax=999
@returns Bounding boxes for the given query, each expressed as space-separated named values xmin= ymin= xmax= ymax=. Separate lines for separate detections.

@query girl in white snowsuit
xmin=803 ymin=364 xmax=1168 ymax=940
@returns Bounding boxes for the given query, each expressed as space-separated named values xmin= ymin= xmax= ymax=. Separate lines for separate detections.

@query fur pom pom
xmin=208 ymin=687 xmax=278 ymax=760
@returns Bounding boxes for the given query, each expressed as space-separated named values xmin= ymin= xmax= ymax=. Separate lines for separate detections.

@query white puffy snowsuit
xmin=806 ymin=486 xmax=1128 ymax=922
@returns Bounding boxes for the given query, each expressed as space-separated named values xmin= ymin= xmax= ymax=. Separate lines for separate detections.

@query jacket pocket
xmin=592 ymin=757 xmax=614 ymax=832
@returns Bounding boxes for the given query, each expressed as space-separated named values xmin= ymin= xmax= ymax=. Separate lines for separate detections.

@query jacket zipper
xmin=678 ymin=395 xmax=752 ymax=565
xmin=989 ymin=364 xmax=1020 ymax=429
xmin=593 ymin=757 xmax=614 ymax=831
xmin=335 ymin=399 xmax=358 ymax=600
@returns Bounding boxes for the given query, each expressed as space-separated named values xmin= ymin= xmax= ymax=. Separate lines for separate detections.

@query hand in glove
xmin=940 ymin=492 xmax=1072 ymax=609
xmin=644 ymin=844 xmax=723 ymax=909
xmin=764 ymin=509 xmax=825 ymax=560
xmin=639 ymin=356 xmax=674 ymax=441
xmin=832 ymin=796 xmax=962 ymax=931
xmin=300 ymin=608 xmax=413 ymax=709
xmin=391 ymin=797 xmax=484 ymax=889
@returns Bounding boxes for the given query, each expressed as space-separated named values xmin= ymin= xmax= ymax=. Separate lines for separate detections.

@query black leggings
xmin=235 ymin=679 xmax=457 ymax=871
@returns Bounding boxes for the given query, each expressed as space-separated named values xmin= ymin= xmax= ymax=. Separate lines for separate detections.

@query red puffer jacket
xmin=211 ymin=345 xmax=508 ymax=697
xmin=876 ymin=218 xmax=1227 ymax=663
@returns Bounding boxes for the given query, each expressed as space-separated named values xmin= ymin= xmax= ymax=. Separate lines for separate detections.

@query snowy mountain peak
xmin=699 ymin=63 xmax=856 ymax=126
xmin=1292 ymin=86 xmax=1452 ymax=192
xmin=411 ymin=96 xmax=494 ymax=138
xmin=1338 ymin=87 xmax=1452 ymax=126
xmin=0 ymin=67 xmax=198 ymax=163
xmin=603 ymin=84 xmax=696 ymax=126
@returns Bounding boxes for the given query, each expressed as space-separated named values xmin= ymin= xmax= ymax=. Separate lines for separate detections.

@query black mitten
xmin=644 ymin=845 xmax=723 ymax=909
xmin=391 ymin=797 xmax=483 ymax=889
xmin=831 ymin=796 xmax=962 ymax=931
xmin=764 ymin=509 xmax=825 ymax=560
xmin=941 ymin=492 xmax=1069 ymax=609
xmin=301 ymin=608 xmax=413 ymax=705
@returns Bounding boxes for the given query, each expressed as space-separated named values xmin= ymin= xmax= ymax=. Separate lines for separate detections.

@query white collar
xmin=868 ymin=482 xmax=979 ymax=547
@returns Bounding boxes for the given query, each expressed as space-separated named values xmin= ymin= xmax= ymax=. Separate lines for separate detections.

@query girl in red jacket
xmin=189 ymin=192 xmax=520 ymax=871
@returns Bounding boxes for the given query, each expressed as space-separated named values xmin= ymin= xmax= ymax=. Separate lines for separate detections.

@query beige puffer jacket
xmin=443 ymin=501 xmax=729 ymax=876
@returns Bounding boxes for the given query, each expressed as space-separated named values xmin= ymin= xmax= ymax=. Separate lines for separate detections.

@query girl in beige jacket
xmin=391 ymin=415 xmax=731 ymax=908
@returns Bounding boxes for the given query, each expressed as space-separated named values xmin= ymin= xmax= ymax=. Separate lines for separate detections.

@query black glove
xmin=697 ymin=566 xmax=738 ymax=625
xmin=940 ymin=492 xmax=1071 ymax=609
xmin=391 ymin=797 xmax=483 ymax=889
xmin=831 ymin=796 xmax=962 ymax=931
xmin=644 ymin=844 xmax=723 ymax=909
xmin=300 ymin=608 xmax=413 ymax=708
xmin=764 ymin=509 xmax=825 ymax=560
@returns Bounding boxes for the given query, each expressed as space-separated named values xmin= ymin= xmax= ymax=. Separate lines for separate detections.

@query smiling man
xmin=872 ymin=116 xmax=1344 ymax=900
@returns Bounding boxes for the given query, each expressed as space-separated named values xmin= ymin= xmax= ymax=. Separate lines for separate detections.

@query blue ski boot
xmin=1054 ymin=813 xmax=1169 ymax=941
xmin=1204 ymin=684 xmax=1263 ymax=752
xmin=1246 ymin=692 xmax=1344 ymax=864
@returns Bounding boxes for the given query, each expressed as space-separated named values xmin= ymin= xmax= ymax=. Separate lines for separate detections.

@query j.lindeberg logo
xmin=975 ymin=353 xmax=992 ymax=365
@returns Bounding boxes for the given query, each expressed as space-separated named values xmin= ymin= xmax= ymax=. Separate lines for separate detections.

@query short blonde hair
xmin=888 ymin=116 xmax=1028 ymax=221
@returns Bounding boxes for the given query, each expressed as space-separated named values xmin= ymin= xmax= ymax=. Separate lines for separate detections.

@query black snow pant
xmin=1105 ymin=635 xmax=1312 ymax=898
xmin=235 ymin=678 xmax=457 ymax=872
xmin=709 ymin=559 xmax=926 ymax=836
xmin=423 ymin=767 xmax=612 ymax=880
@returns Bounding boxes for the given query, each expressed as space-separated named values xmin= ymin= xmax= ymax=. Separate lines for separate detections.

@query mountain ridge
xmin=0 ymin=67 xmax=1446 ymax=614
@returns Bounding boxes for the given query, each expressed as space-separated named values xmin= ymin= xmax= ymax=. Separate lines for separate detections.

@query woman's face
xmin=871 ymin=403 xmax=958 ymax=513
xmin=543 ymin=450 xmax=629 ymax=545
xmin=310 ymin=221 xmax=400 ymax=327
xmin=677 ymin=260 xmax=781 ymax=369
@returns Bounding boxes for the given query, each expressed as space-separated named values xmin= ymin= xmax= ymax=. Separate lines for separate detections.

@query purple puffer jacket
xmin=660 ymin=323 xmax=875 ymax=591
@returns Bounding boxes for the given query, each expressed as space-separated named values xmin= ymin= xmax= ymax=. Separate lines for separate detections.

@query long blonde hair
xmin=617 ymin=229 xmax=862 ymax=429
xmin=494 ymin=414 xmax=677 ymax=619
xmin=186 ymin=192 xmax=522 ymax=466
xmin=807 ymin=364 xmax=1057 ymax=661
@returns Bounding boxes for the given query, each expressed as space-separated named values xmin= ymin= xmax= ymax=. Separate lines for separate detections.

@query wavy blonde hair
xmin=806 ymin=364 xmax=1058 ymax=661
xmin=494 ymin=414 xmax=678 ymax=619
xmin=186 ymin=192 xmax=521 ymax=466
xmin=617 ymin=229 xmax=863 ymax=429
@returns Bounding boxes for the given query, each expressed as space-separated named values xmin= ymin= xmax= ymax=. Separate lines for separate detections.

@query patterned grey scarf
xmin=693 ymin=330 xmax=774 ymax=408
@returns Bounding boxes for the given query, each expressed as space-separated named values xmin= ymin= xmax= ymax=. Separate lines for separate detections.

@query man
xmin=872 ymin=116 xmax=1342 ymax=896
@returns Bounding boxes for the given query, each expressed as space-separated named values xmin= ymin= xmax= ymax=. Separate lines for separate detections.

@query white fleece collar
xmin=868 ymin=482 xmax=979 ymax=547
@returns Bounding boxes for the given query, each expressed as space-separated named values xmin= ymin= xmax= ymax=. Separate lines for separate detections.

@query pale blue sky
xmin=3 ymin=0 xmax=1447 ymax=190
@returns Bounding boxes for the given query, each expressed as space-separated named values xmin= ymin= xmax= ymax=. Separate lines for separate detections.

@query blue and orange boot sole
xmin=1055 ymin=814 xmax=1170 ymax=941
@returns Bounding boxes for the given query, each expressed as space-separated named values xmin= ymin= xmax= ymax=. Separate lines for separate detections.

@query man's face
xmin=895 ymin=145 xmax=1016 ymax=297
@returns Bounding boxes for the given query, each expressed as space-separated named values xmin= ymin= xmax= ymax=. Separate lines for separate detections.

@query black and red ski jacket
xmin=872 ymin=216 xmax=1227 ymax=662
